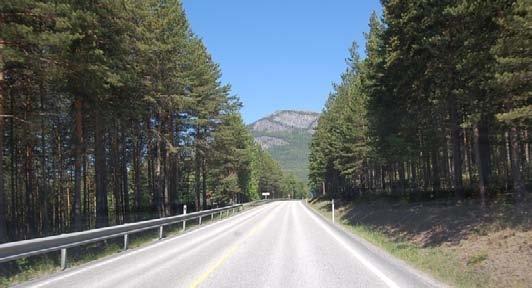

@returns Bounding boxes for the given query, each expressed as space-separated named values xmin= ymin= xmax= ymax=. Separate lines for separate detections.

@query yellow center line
xmin=187 ymin=215 xmax=268 ymax=288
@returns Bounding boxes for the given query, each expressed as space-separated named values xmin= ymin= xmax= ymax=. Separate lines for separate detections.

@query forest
xmin=0 ymin=0 xmax=305 ymax=243
xmin=310 ymin=0 xmax=530 ymax=204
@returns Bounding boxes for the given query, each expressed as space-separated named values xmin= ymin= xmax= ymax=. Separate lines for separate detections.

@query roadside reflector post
xmin=159 ymin=225 xmax=164 ymax=239
xmin=219 ymin=211 xmax=222 ymax=219
xmin=331 ymin=199 xmax=335 ymax=223
xmin=211 ymin=213 xmax=214 ymax=221
xmin=123 ymin=233 xmax=129 ymax=251
xmin=199 ymin=216 xmax=202 ymax=225
xmin=60 ymin=248 xmax=67 ymax=270
xmin=182 ymin=205 xmax=187 ymax=231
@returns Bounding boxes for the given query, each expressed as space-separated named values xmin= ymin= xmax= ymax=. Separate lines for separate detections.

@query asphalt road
xmin=21 ymin=201 xmax=444 ymax=288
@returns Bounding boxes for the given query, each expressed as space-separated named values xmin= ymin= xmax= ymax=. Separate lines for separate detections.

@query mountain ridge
xmin=248 ymin=110 xmax=320 ymax=182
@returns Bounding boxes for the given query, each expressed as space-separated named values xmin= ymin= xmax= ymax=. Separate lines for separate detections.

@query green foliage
xmin=254 ymin=130 xmax=313 ymax=181
xmin=309 ymin=0 xmax=531 ymax=201
xmin=0 ymin=0 xmax=294 ymax=245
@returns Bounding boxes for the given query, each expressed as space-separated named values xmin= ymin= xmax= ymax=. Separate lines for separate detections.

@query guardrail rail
xmin=0 ymin=202 xmax=261 ymax=270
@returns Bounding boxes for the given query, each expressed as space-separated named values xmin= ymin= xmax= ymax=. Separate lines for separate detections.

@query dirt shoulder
xmin=309 ymin=198 xmax=531 ymax=288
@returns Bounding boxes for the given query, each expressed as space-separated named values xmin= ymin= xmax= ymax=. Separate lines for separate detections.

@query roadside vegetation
xmin=309 ymin=1 xmax=530 ymax=286
xmin=309 ymin=0 xmax=530 ymax=204
xmin=310 ymin=198 xmax=531 ymax=288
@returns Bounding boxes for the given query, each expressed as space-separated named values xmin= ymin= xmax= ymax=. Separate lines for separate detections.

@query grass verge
xmin=308 ymin=199 xmax=489 ymax=288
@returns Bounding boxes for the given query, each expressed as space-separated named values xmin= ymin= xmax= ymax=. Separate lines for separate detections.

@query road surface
xmin=20 ymin=201 xmax=443 ymax=288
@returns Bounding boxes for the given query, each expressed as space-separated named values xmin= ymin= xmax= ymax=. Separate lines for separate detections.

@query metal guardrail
xmin=0 ymin=203 xmax=256 ymax=269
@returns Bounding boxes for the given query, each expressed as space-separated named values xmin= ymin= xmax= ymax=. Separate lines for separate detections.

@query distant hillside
xmin=248 ymin=110 xmax=320 ymax=182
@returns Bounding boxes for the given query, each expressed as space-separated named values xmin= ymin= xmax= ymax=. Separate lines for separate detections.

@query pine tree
xmin=492 ymin=0 xmax=531 ymax=200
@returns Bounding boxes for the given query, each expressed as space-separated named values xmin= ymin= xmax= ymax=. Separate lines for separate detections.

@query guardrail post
xmin=331 ymin=199 xmax=335 ymax=223
xmin=219 ymin=211 xmax=222 ymax=219
xmin=211 ymin=213 xmax=214 ymax=221
xmin=123 ymin=233 xmax=129 ymax=251
xmin=159 ymin=225 xmax=164 ymax=239
xmin=60 ymin=248 xmax=67 ymax=270
xmin=182 ymin=205 xmax=187 ymax=231
xmin=199 ymin=216 xmax=202 ymax=225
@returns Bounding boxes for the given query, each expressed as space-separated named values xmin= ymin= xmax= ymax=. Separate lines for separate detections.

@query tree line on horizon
xmin=309 ymin=0 xmax=530 ymax=204
xmin=0 ymin=0 xmax=305 ymax=243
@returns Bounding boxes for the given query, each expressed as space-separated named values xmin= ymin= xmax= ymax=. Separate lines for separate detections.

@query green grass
xmin=0 ymin=209 xmax=243 ymax=288
xmin=309 ymin=200 xmax=488 ymax=288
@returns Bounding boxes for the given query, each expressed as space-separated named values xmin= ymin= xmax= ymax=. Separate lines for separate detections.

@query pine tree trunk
xmin=398 ymin=161 xmax=406 ymax=197
xmin=202 ymin=158 xmax=207 ymax=209
xmin=133 ymin=122 xmax=142 ymax=220
xmin=169 ymin=117 xmax=177 ymax=215
xmin=431 ymin=148 xmax=441 ymax=193
xmin=146 ymin=115 xmax=156 ymax=217
xmin=39 ymin=79 xmax=50 ymax=235
xmin=478 ymin=120 xmax=491 ymax=187
xmin=474 ymin=125 xmax=486 ymax=208
xmin=162 ymin=114 xmax=170 ymax=217
xmin=410 ymin=160 xmax=418 ymax=199
xmin=25 ymin=142 xmax=36 ymax=237
xmin=95 ymin=110 xmax=108 ymax=228
xmin=154 ymin=113 xmax=162 ymax=217
xmin=72 ymin=98 xmax=83 ymax=231
xmin=121 ymin=130 xmax=129 ymax=223
xmin=449 ymin=97 xmax=464 ymax=198
xmin=194 ymin=127 xmax=202 ymax=211
xmin=24 ymin=94 xmax=36 ymax=238
xmin=111 ymin=125 xmax=121 ymax=224
xmin=509 ymin=127 xmax=526 ymax=201
xmin=505 ymin=131 xmax=512 ymax=191
xmin=195 ymin=147 xmax=201 ymax=211
xmin=0 ymin=53 xmax=7 ymax=242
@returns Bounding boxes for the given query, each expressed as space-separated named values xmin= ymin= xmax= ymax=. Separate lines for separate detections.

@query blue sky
xmin=182 ymin=0 xmax=383 ymax=124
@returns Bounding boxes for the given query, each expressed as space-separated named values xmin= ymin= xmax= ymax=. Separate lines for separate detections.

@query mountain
xmin=248 ymin=110 xmax=320 ymax=182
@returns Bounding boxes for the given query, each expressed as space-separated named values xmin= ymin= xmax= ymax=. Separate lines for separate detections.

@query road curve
xmin=19 ymin=201 xmax=443 ymax=288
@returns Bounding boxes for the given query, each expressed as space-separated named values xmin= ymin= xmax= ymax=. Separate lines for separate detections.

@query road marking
xmin=301 ymin=202 xmax=401 ymax=288
xmin=27 ymin=205 xmax=270 ymax=288
xmin=187 ymin=204 xmax=277 ymax=288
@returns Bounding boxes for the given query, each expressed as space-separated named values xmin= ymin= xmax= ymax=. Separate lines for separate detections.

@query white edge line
xmin=300 ymin=202 xmax=401 ymax=288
